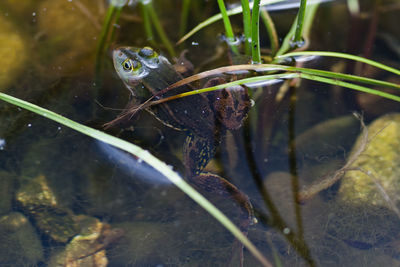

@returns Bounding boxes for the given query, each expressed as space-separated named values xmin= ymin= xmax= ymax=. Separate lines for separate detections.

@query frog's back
xmin=112 ymin=46 xmax=218 ymax=139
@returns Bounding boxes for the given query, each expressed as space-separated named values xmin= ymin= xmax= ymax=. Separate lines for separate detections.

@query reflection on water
xmin=96 ymin=140 xmax=174 ymax=185
xmin=0 ymin=0 xmax=399 ymax=266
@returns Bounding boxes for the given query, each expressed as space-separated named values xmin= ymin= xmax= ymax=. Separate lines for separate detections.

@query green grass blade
xmin=161 ymin=63 xmax=400 ymax=93
xmin=251 ymin=0 xmax=262 ymax=63
xmin=274 ymin=65 xmax=400 ymax=90
xmin=217 ymin=0 xmax=239 ymax=54
xmin=298 ymin=73 xmax=400 ymax=102
xmin=293 ymin=0 xmax=307 ymax=44
xmin=158 ymin=70 xmax=400 ymax=103
xmin=241 ymin=0 xmax=252 ymax=55
xmin=276 ymin=51 xmax=400 ymax=76
xmin=275 ymin=2 xmax=319 ymax=56
xmin=0 ymin=92 xmax=272 ymax=267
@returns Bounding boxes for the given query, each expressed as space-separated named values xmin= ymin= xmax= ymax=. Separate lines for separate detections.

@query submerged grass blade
xmin=145 ymin=1 xmax=176 ymax=57
xmin=0 ymin=92 xmax=272 ymax=267
xmin=148 ymin=70 xmax=400 ymax=107
xmin=95 ymin=1 xmax=124 ymax=82
xmin=276 ymin=51 xmax=400 ymax=76
xmin=179 ymin=0 xmax=191 ymax=37
xmin=260 ymin=8 xmax=279 ymax=56
xmin=140 ymin=2 xmax=156 ymax=47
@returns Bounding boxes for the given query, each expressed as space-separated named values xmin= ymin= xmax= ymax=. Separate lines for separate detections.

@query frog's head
xmin=112 ymin=47 xmax=162 ymax=91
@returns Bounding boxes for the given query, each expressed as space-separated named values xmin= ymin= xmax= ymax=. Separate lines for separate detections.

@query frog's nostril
xmin=139 ymin=47 xmax=156 ymax=58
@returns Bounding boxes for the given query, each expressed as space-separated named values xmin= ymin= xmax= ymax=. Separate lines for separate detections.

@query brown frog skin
xmin=112 ymin=46 xmax=254 ymax=227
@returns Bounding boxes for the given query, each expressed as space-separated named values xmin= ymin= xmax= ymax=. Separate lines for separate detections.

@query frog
xmin=111 ymin=46 xmax=254 ymax=229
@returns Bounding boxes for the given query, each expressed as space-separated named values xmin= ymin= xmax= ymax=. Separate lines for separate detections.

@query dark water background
xmin=0 ymin=0 xmax=399 ymax=266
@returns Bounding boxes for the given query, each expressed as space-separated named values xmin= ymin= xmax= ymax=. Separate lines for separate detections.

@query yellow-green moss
xmin=339 ymin=113 xmax=400 ymax=207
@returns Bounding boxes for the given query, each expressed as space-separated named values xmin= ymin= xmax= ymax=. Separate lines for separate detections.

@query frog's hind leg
xmin=189 ymin=172 xmax=255 ymax=267
xmin=183 ymin=133 xmax=255 ymax=226
xmin=189 ymin=172 xmax=255 ymax=230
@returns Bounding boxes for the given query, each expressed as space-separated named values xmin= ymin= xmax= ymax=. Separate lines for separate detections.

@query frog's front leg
xmin=205 ymin=78 xmax=251 ymax=130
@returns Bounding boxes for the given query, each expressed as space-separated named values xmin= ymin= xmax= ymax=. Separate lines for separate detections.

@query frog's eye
xmin=139 ymin=47 xmax=158 ymax=58
xmin=122 ymin=59 xmax=141 ymax=72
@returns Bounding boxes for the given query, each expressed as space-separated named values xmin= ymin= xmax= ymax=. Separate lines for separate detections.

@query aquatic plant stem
xmin=179 ymin=0 xmax=191 ymax=38
xmin=275 ymin=2 xmax=319 ymax=56
xmin=217 ymin=0 xmax=239 ymax=54
xmin=0 ymin=92 xmax=272 ymax=267
xmin=240 ymin=0 xmax=252 ymax=55
xmin=95 ymin=2 xmax=124 ymax=83
xmin=251 ymin=0 xmax=262 ymax=63
xmin=288 ymin=82 xmax=308 ymax=258
xmin=243 ymin=116 xmax=316 ymax=266
xmin=294 ymin=0 xmax=307 ymax=44
xmin=140 ymin=2 xmax=156 ymax=46
xmin=144 ymin=1 xmax=176 ymax=57
xmin=177 ymin=0 xmax=284 ymax=45
xmin=260 ymin=9 xmax=278 ymax=56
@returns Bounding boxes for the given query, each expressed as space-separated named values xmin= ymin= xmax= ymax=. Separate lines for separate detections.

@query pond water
xmin=0 ymin=0 xmax=400 ymax=266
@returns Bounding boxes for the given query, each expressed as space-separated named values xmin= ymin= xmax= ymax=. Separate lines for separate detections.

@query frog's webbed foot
xmin=189 ymin=172 xmax=255 ymax=232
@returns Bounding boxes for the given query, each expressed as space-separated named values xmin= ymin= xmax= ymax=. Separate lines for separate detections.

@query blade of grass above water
xmin=251 ymin=0 xmax=262 ymax=63
xmin=276 ymin=51 xmax=400 ymax=76
xmin=275 ymin=2 xmax=319 ymax=56
xmin=241 ymin=0 xmax=252 ymax=55
xmin=176 ymin=0 xmax=285 ymax=45
xmin=217 ymin=0 xmax=239 ymax=54
xmin=148 ymin=72 xmax=400 ymax=107
xmin=293 ymin=0 xmax=308 ymax=44
xmin=160 ymin=64 xmax=400 ymax=93
xmin=0 ymin=92 xmax=272 ymax=267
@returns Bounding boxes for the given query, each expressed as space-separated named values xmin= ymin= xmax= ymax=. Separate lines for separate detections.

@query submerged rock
xmin=295 ymin=115 xmax=360 ymax=160
xmin=0 ymin=212 xmax=44 ymax=265
xmin=16 ymin=174 xmax=79 ymax=242
xmin=326 ymin=204 xmax=400 ymax=250
xmin=321 ymin=114 xmax=400 ymax=262
xmin=49 ymin=216 xmax=124 ymax=267
xmin=339 ymin=113 xmax=400 ymax=207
